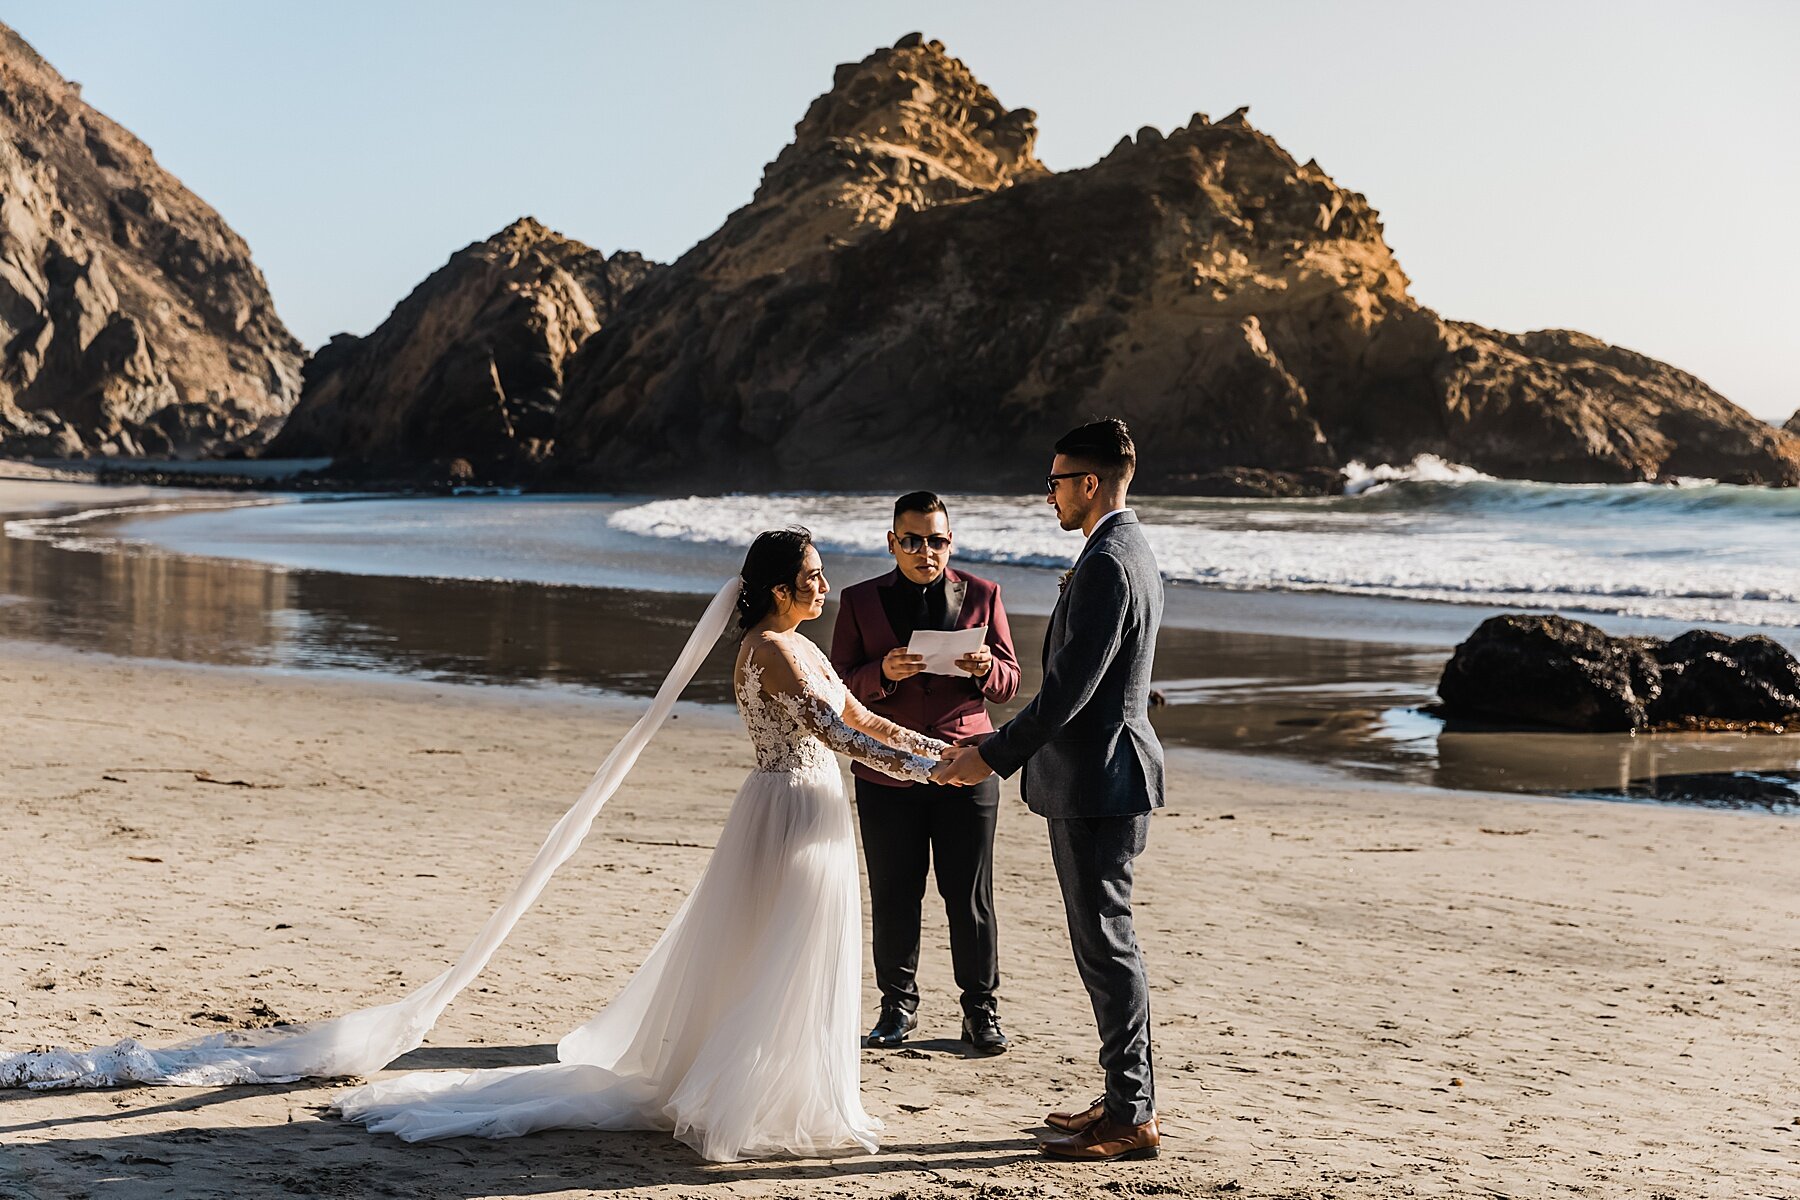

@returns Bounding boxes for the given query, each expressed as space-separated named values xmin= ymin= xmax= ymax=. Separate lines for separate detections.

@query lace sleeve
xmin=753 ymin=641 xmax=939 ymax=783
xmin=841 ymin=690 xmax=950 ymax=759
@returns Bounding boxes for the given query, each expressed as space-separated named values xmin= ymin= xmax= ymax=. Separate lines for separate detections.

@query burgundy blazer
xmin=830 ymin=566 xmax=1022 ymax=788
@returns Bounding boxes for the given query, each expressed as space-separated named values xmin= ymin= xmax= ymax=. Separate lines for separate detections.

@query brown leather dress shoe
xmin=1044 ymin=1096 xmax=1106 ymax=1133
xmin=1038 ymin=1114 xmax=1160 ymax=1161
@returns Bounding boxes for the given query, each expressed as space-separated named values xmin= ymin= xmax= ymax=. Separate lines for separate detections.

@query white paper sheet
xmin=906 ymin=625 xmax=989 ymax=676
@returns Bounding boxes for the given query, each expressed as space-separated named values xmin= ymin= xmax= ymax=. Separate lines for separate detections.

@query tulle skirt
xmin=335 ymin=765 xmax=879 ymax=1162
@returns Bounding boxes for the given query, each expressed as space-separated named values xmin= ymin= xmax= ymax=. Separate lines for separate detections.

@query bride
xmin=1 ymin=528 xmax=952 ymax=1163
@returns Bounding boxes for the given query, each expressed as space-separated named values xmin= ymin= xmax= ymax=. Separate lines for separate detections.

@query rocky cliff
xmin=552 ymin=34 xmax=1800 ymax=491
xmin=0 ymin=22 xmax=301 ymax=457
xmin=266 ymin=218 xmax=654 ymax=467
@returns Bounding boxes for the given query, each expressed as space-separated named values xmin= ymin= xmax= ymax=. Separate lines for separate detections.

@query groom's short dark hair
xmin=894 ymin=491 xmax=947 ymax=523
xmin=1055 ymin=418 xmax=1136 ymax=479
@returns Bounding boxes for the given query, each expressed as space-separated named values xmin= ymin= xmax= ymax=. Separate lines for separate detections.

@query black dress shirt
xmin=880 ymin=573 xmax=950 ymax=643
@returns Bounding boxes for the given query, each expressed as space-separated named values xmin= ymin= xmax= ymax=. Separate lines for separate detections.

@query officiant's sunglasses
xmin=895 ymin=533 xmax=952 ymax=553
xmin=1046 ymin=471 xmax=1096 ymax=493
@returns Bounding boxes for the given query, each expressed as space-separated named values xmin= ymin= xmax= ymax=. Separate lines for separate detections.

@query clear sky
xmin=7 ymin=1 xmax=1795 ymax=421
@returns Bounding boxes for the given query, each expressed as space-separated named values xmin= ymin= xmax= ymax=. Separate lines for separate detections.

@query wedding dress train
xmin=2 ymin=582 xmax=944 ymax=1163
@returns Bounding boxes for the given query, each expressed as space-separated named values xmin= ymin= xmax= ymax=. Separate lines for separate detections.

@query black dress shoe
xmin=865 ymin=1006 xmax=917 ymax=1048
xmin=961 ymin=1007 xmax=1009 ymax=1054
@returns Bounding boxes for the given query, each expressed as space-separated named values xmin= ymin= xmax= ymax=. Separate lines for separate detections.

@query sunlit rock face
xmin=554 ymin=35 xmax=1799 ymax=491
xmin=0 ymin=21 xmax=302 ymax=458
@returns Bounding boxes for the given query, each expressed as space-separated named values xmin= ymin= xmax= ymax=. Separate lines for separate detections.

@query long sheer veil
xmin=2 ymin=578 xmax=744 ymax=1090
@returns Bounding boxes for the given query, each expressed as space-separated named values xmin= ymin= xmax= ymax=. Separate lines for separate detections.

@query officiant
xmin=830 ymin=491 xmax=1021 ymax=1054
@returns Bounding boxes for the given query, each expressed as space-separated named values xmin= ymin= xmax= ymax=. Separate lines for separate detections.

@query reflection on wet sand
xmin=3 ymin=498 xmax=1796 ymax=811
xmin=0 ymin=515 xmax=741 ymax=700
xmin=1434 ymin=723 xmax=1800 ymax=810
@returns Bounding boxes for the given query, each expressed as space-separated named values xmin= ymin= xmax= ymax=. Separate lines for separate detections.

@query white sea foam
xmin=25 ymin=476 xmax=1797 ymax=630
xmin=606 ymin=482 xmax=1800 ymax=628
xmin=1340 ymin=455 xmax=1496 ymax=496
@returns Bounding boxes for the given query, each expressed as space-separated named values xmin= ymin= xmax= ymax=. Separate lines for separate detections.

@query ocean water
xmin=14 ymin=456 xmax=1800 ymax=631
xmin=605 ymin=459 xmax=1800 ymax=629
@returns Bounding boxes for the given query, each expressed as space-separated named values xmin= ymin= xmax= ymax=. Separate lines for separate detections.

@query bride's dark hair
xmin=736 ymin=526 xmax=815 ymax=635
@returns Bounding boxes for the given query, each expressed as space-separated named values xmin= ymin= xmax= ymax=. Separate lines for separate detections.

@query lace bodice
xmin=735 ymin=634 xmax=944 ymax=783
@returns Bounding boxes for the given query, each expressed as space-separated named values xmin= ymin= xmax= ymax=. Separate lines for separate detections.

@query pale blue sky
xmin=8 ymin=1 xmax=1796 ymax=420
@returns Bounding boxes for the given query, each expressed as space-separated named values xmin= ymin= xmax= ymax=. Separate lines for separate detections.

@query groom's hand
xmin=931 ymin=744 xmax=994 ymax=786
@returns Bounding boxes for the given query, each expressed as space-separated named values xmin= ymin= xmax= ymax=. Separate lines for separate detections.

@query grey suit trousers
xmin=1047 ymin=812 xmax=1155 ymax=1126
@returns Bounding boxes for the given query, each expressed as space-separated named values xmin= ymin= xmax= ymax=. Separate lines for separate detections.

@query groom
xmin=933 ymin=418 xmax=1164 ymax=1162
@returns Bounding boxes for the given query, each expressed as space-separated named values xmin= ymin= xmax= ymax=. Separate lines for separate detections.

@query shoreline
xmin=14 ymin=474 xmax=1800 ymax=646
xmin=4 ymin=476 xmax=1800 ymax=812
xmin=2 ymin=637 xmax=1795 ymax=1198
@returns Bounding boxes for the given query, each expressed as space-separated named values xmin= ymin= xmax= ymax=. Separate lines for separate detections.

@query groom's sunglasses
xmin=1046 ymin=471 xmax=1095 ymax=493
xmin=895 ymin=533 xmax=952 ymax=553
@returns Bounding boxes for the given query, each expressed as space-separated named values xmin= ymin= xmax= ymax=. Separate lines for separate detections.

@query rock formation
xmin=554 ymin=35 xmax=1051 ymax=488
xmin=266 ymin=218 xmax=654 ymax=468
xmin=0 ymin=22 xmax=301 ymax=457
xmin=1436 ymin=613 xmax=1800 ymax=733
xmin=551 ymin=35 xmax=1800 ymax=491
xmin=1786 ymin=410 xmax=1799 ymax=436
xmin=1648 ymin=629 xmax=1800 ymax=726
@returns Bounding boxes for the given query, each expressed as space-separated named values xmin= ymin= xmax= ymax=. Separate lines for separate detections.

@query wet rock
xmin=1439 ymin=618 xmax=1800 ymax=732
xmin=1437 ymin=614 xmax=1661 ymax=732
xmin=1649 ymin=630 xmax=1800 ymax=725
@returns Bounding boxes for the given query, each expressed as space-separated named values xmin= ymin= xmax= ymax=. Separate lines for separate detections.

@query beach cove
xmin=1 ymin=473 xmax=1797 ymax=1197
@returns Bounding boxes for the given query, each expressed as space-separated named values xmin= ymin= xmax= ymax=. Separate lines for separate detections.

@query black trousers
xmin=1047 ymin=813 xmax=1155 ymax=1126
xmin=854 ymin=776 xmax=1001 ymax=1016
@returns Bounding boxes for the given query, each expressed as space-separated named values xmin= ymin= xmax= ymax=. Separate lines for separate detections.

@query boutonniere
xmin=1058 ymin=568 xmax=1075 ymax=593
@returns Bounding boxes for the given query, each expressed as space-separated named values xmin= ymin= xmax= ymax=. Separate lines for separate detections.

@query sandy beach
xmin=3 ymin=638 xmax=1795 ymax=1199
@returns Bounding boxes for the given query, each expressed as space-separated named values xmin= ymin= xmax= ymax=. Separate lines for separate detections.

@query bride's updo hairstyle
xmin=736 ymin=526 xmax=815 ymax=635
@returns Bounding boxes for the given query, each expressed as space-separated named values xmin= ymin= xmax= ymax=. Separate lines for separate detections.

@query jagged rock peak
xmin=1785 ymin=409 xmax=1799 ymax=435
xmin=756 ymin=33 xmax=1046 ymax=208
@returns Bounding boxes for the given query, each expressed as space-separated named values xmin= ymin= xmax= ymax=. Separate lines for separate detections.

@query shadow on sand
xmin=0 ymin=1047 xmax=1054 ymax=1199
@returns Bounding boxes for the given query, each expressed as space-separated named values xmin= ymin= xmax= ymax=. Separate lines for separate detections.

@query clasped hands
xmin=930 ymin=733 xmax=994 ymax=786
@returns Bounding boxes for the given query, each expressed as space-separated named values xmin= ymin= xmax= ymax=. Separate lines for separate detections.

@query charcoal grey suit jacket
xmin=979 ymin=510 xmax=1165 ymax=818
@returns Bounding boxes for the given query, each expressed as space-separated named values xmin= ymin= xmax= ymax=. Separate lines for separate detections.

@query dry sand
xmin=1 ymin=641 xmax=1795 ymax=1199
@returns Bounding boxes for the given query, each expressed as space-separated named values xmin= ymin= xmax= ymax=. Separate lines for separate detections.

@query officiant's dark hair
xmin=893 ymin=491 xmax=947 ymax=523
xmin=736 ymin=526 xmax=815 ymax=635
xmin=1055 ymin=417 xmax=1136 ymax=480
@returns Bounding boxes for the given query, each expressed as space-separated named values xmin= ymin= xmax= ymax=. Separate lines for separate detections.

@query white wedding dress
xmin=1 ymin=582 xmax=945 ymax=1163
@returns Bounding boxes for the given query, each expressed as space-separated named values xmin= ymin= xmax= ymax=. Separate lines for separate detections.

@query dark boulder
xmin=1439 ymin=617 xmax=1800 ymax=732
xmin=1649 ymin=630 xmax=1800 ymax=725
xmin=1437 ymin=614 xmax=1661 ymax=732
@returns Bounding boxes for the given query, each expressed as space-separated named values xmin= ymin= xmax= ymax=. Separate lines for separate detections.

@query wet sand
xmin=2 ymin=639 xmax=1797 ymax=1198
